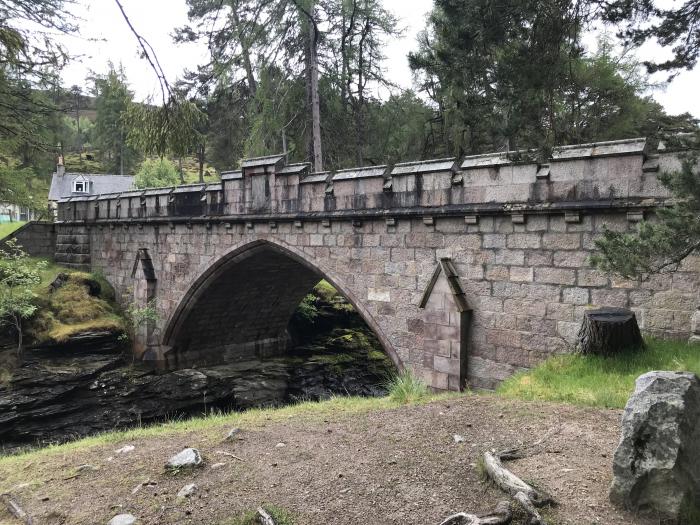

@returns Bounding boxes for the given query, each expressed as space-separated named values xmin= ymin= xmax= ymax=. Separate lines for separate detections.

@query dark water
xmin=0 ymin=287 xmax=395 ymax=451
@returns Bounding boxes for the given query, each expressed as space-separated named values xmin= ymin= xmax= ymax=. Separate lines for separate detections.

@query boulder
xmin=166 ymin=448 xmax=203 ymax=470
xmin=107 ymin=514 xmax=137 ymax=525
xmin=609 ymin=371 xmax=700 ymax=521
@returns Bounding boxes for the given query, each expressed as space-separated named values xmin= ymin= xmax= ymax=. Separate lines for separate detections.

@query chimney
xmin=56 ymin=155 xmax=65 ymax=177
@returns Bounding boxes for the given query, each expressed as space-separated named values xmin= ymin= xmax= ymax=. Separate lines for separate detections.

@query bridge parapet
xmin=56 ymin=137 xmax=677 ymax=224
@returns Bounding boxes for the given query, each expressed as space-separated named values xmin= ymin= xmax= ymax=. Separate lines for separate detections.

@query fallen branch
xmin=215 ymin=450 xmax=244 ymax=461
xmin=482 ymin=451 xmax=553 ymax=507
xmin=256 ymin=507 xmax=276 ymax=525
xmin=439 ymin=501 xmax=512 ymax=524
xmin=1 ymin=493 xmax=34 ymax=525
xmin=514 ymin=491 xmax=545 ymax=525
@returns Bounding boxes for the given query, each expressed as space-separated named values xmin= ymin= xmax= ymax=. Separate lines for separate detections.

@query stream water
xmin=0 ymin=286 xmax=395 ymax=451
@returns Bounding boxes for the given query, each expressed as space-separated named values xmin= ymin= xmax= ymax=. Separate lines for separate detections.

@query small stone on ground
xmin=225 ymin=428 xmax=242 ymax=441
xmin=166 ymin=448 xmax=203 ymax=469
xmin=107 ymin=513 xmax=137 ymax=525
xmin=177 ymin=483 xmax=197 ymax=498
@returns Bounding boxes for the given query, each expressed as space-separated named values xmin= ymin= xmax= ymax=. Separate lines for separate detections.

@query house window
xmin=73 ymin=178 xmax=90 ymax=193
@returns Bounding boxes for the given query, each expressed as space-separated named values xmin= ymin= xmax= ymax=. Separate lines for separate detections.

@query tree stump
xmin=577 ymin=307 xmax=643 ymax=356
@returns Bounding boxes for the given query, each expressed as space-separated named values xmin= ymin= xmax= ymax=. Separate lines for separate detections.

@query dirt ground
xmin=0 ymin=394 xmax=655 ymax=525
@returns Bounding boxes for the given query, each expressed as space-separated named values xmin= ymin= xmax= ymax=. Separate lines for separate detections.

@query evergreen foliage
xmin=591 ymin=153 xmax=700 ymax=278
xmin=92 ymin=64 xmax=140 ymax=174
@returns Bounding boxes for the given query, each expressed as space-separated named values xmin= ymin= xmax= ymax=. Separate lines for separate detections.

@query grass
xmin=497 ymin=338 xmax=700 ymax=409
xmin=0 ymin=221 xmax=25 ymax=239
xmin=0 ymin=391 xmax=461 ymax=467
xmin=386 ymin=369 xmax=431 ymax=404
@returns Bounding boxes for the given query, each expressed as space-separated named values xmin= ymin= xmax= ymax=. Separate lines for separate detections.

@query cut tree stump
xmin=577 ymin=307 xmax=643 ymax=356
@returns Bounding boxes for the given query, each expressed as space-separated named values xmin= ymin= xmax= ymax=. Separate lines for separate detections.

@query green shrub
xmin=386 ymin=369 xmax=430 ymax=404
xmin=135 ymin=158 xmax=179 ymax=188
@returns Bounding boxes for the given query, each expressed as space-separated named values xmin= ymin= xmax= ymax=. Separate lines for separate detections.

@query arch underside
xmin=163 ymin=241 xmax=398 ymax=369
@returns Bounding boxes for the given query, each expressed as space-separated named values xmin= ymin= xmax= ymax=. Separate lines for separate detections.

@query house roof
xmin=49 ymin=172 xmax=134 ymax=201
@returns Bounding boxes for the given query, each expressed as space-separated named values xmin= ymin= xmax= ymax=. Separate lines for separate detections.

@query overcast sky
xmin=59 ymin=0 xmax=700 ymax=117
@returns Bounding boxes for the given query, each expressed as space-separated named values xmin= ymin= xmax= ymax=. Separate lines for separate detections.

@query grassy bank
xmin=497 ymin=338 xmax=700 ymax=408
xmin=0 ymin=221 xmax=25 ymax=239
xmin=0 ymin=386 xmax=457 ymax=465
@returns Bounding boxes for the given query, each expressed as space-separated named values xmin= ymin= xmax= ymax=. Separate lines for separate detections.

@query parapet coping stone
xmin=241 ymin=154 xmax=286 ymax=169
xmin=221 ymin=170 xmax=243 ymax=181
xmin=119 ymin=190 xmax=146 ymax=199
xmin=332 ymin=165 xmax=388 ymax=181
xmin=172 ymin=184 xmax=206 ymax=194
xmin=391 ymin=158 xmax=457 ymax=175
xmin=300 ymin=172 xmax=331 ymax=184
xmin=205 ymin=183 xmax=223 ymax=192
xmin=143 ymin=188 xmax=174 ymax=196
xmin=277 ymin=163 xmax=310 ymax=175
xmin=461 ymin=137 xmax=647 ymax=169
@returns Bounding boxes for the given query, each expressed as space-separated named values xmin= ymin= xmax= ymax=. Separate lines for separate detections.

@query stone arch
xmin=161 ymin=238 xmax=402 ymax=370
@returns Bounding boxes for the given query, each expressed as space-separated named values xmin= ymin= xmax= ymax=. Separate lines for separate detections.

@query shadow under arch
xmin=161 ymin=238 xmax=402 ymax=370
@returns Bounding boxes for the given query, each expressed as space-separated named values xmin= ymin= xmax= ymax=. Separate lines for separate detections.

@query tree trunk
xmin=308 ymin=3 xmax=323 ymax=172
xmin=198 ymin=143 xmax=205 ymax=184
xmin=178 ymin=157 xmax=184 ymax=184
xmin=231 ymin=9 xmax=257 ymax=96
xmin=14 ymin=317 xmax=23 ymax=358
xmin=577 ymin=307 xmax=643 ymax=356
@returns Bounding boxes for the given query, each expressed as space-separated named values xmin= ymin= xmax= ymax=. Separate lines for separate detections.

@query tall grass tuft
xmin=386 ymin=369 xmax=430 ymax=404
xmin=498 ymin=338 xmax=700 ymax=409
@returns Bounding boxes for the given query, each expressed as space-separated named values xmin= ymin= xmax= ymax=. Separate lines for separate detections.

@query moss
xmin=680 ymin=494 xmax=700 ymax=525
xmin=27 ymin=266 xmax=125 ymax=345
xmin=44 ymin=317 xmax=124 ymax=343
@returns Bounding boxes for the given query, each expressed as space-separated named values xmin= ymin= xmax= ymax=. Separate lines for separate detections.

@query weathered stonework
xmin=0 ymin=221 xmax=56 ymax=259
xmin=52 ymin=138 xmax=700 ymax=390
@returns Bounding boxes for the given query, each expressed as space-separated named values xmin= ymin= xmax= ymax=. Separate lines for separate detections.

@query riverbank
xmin=0 ymin=272 xmax=394 ymax=451
xmin=0 ymin=393 xmax=651 ymax=525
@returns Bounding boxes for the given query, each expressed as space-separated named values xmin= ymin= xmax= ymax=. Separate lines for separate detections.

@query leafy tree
xmin=592 ymin=152 xmax=700 ymax=279
xmin=92 ymin=64 xmax=140 ymax=174
xmin=0 ymin=240 xmax=46 ymax=355
xmin=124 ymin=93 xmax=206 ymax=183
xmin=134 ymin=158 xmax=180 ymax=189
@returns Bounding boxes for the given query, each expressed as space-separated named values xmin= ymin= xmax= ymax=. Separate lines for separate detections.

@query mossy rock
xmin=49 ymin=272 xmax=101 ymax=297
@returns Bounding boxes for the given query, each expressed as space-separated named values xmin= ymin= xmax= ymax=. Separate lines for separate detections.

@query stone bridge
xmin=47 ymin=138 xmax=699 ymax=390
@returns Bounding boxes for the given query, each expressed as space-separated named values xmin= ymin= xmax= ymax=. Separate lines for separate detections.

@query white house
xmin=48 ymin=162 xmax=134 ymax=215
